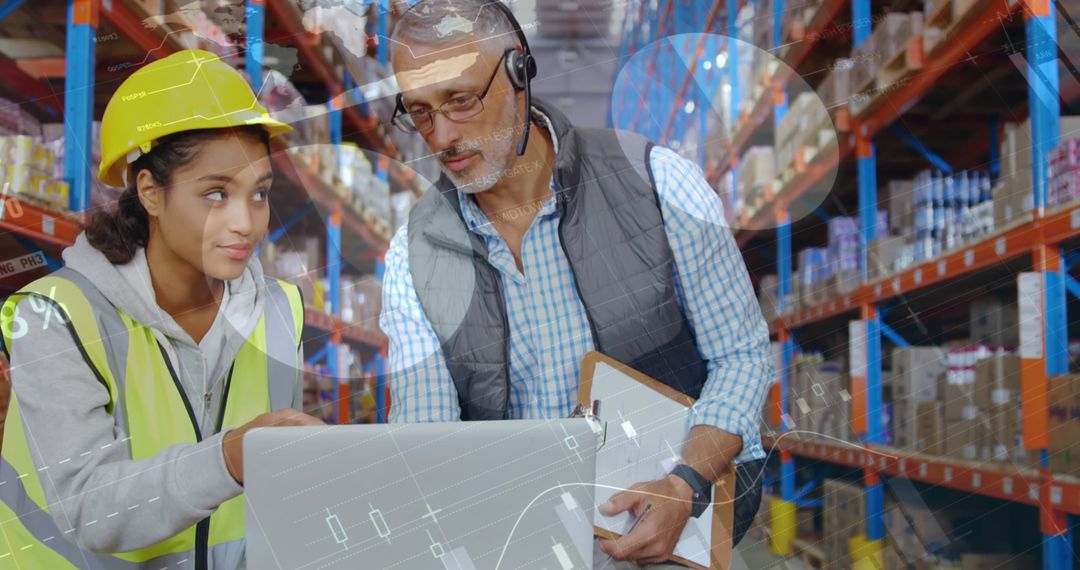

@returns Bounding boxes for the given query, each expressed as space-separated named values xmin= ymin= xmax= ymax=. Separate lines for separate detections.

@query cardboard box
xmin=833 ymin=269 xmax=861 ymax=295
xmin=945 ymin=418 xmax=981 ymax=460
xmin=893 ymin=399 xmax=917 ymax=450
xmin=868 ymin=235 xmax=905 ymax=280
xmin=893 ymin=347 xmax=948 ymax=403
xmin=1002 ymin=117 xmax=1080 ymax=180
xmin=823 ymin=479 xmax=865 ymax=569
xmin=819 ymin=59 xmax=853 ymax=110
xmin=940 ymin=381 xmax=979 ymax=422
xmin=790 ymin=359 xmax=846 ymax=439
xmin=983 ymin=404 xmax=1020 ymax=463
xmin=1048 ymin=374 xmax=1080 ymax=477
xmin=885 ymin=179 xmax=915 ymax=235
xmin=875 ymin=12 xmax=924 ymax=61
xmin=738 ymin=146 xmax=776 ymax=196
xmin=916 ymin=401 xmax=945 ymax=455
xmin=974 ymin=355 xmax=1021 ymax=409
xmin=969 ymin=296 xmax=1019 ymax=348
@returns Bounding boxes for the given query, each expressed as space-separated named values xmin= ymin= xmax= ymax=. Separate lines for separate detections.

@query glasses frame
xmin=392 ymin=51 xmax=510 ymax=134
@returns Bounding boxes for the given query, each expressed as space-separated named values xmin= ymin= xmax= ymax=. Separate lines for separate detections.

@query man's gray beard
xmin=442 ymin=100 xmax=521 ymax=195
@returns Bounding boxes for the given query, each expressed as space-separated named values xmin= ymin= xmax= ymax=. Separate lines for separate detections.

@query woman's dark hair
xmin=85 ymin=125 xmax=271 ymax=264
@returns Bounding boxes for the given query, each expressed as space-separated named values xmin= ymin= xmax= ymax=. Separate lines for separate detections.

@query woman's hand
xmin=221 ymin=408 xmax=325 ymax=485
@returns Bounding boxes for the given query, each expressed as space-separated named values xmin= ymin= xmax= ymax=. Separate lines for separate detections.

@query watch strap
xmin=669 ymin=463 xmax=712 ymax=518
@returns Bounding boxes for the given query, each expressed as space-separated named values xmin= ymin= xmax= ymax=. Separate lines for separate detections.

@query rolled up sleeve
xmin=651 ymin=147 xmax=774 ymax=463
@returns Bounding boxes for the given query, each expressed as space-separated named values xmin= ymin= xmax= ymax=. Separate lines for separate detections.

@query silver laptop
xmin=244 ymin=420 xmax=598 ymax=570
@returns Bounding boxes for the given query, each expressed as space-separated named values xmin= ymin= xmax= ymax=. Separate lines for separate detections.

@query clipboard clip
xmin=569 ymin=399 xmax=608 ymax=450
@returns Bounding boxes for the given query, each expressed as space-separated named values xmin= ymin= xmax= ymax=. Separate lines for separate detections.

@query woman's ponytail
xmin=84 ymin=185 xmax=150 ymax=264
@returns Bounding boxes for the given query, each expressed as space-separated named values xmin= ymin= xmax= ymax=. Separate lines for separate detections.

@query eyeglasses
xmin=392 ymin=52 xmax=508 ymax=134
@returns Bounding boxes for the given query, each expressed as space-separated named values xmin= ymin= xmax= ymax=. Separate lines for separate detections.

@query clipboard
xmin=578 ymin=352 xmax=736 ymax=570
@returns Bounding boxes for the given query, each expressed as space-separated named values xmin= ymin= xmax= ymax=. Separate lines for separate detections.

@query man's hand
xmin=596 ymin=474 xmax=697 ymax=564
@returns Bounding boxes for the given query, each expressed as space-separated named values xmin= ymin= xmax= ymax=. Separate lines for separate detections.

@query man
xmin=379 ymin=0 xmax=773 ymax=566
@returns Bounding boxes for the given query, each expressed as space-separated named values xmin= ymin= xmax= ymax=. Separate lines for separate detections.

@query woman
xmin=0 ymin=49 xmax=324 ymax=569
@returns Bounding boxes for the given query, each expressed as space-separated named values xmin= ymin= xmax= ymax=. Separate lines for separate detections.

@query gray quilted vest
xmin=406 ymin=100 xmax=708 ymax=420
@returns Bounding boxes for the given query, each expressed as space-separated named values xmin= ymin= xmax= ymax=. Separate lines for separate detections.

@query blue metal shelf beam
xmin=246 ymin=0 xmax=266 ymax=94
xmin=0 ymin=0 xmax=23 ymax=23
xmin=64 ymin=0 xmax=96 ymax=214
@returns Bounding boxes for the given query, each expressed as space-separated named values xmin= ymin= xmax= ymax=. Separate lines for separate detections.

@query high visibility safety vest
xmin=0 ymin=267 xmax=304 ymax=569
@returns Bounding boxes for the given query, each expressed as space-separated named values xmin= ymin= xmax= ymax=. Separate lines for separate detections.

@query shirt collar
xmin=458 ymin=106 xmax=560 ymax=234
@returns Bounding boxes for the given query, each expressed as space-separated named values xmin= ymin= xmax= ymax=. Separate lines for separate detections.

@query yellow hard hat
xmin=98 ymin=49 xmax=293 ymax=188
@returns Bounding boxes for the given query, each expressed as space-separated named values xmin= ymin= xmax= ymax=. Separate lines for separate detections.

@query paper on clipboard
xmin=578 ymin=352 xmax=735 ymax=570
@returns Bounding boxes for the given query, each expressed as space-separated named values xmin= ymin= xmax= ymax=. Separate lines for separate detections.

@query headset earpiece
xmin=504 ymin=47 xmax=531 ymax=91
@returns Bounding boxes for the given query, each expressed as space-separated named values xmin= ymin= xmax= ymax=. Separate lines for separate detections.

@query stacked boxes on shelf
xmin=869 ymin=170 xmax=995 ymax=281
xmin=940 ymin=345 xmax=992 ymax=461
xmin=749 ymin=0 xmax=775 ymax=91
xmin=1048 ymin=137 xmax=1080 ymax=209
xmin=259 ymin=237 xmax=331 ymax=312
xmin=822 ymin=479 xmax=865 ymax=569
xmin=1048 ymin=374 xmax=1080 ymax=477
xmin=260 ymin=237 xmax=382 ymax=330
xmin=792 ymin=214 xmax=885 ymax=311
xmin=338 ymin=276 xmax=384 ymax=329
xmin=892 ymin=346 xmax=948 ymax=451
xmin=923 ymin=0 xmax=985 ymax=56
xmin=827 ymin=217 xmax=861 ymax=295
xmin=817 ymin=59 xmax=853 ymax=131
xmin=796 ymin=247 xmax=830 ymax=310
xmin=850 ymin=12 xmax=924 ymax=115
xmin=974 ymin=354 xmax=1029 ymax=465
xmin=338 ymin=143 xmax=390 ymax=226
xmin=995 ymin=116 xmax=1080 ymax=228
xmin=757 ymin=274 xmax=779 ymax=322
xmin=912 ymin=169 xmax=995 ymax=263
xmin=290 ymin=104 xmax=333 ymax=167
xmin=868 ymin=180 xmax=914 ymax=280
xmin=304 ymin=353 xmax=380 ymax=424
xmin=774 ymin=92 xmax=830 ymax=179
xmin=779 ymin=0 xmax=823 ymax=45
xmin=968 ymin=295 xmax=1019 ymax=348
xmin=0 ymin=135 xmax=69 ymax=211
xmin=0 ymin=98 xmax=81 ymax=214
xmin=290 ymin=121 xmax=390 ymax=230
xmin=789 ymin=355 xmax=851 ymax=443
xmin=736 ymin=146 xmax=775 ymax=219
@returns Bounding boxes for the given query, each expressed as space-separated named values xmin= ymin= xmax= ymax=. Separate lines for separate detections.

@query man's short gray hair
xmin=390 ymin=0 xmax=520 ymax=64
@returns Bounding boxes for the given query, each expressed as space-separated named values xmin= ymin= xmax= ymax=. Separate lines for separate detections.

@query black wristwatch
xmin=669 ymin=464 xmax=713 ymax=518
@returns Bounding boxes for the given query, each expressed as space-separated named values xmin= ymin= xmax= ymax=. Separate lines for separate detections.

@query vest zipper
xmin=216 ymin=363 xmax=235 ymax=433
xmin=155 ymin=341 xmax=210 ymax=570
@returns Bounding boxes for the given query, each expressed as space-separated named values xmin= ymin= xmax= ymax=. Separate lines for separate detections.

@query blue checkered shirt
xmin=379 ymin=117 xmax=773 ymax=464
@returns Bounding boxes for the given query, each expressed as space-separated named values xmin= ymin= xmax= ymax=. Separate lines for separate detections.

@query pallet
xmin=877 ymin=35 xmax=924 ymax=90
xmin=924 ymin=0 xmax=991 ymax=57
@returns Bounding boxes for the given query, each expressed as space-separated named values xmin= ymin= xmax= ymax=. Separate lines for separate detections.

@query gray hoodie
xmin=6 ymin=232 xmax=302 ymax=567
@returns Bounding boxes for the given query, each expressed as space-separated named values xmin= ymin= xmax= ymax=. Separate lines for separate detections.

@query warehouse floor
xmin=734 ymin=531 xmax=813 ymax=570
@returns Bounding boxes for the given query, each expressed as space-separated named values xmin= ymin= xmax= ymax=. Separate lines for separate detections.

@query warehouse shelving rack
xmin=616 ymin=0 xmax=1076 ymax=567
xmin=0 ymin=0 xmax=399 ymax=424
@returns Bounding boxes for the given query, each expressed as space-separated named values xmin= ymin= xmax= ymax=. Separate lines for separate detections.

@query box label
xmin=849 ymin=320 xmax=867 ymax=377
xmin=1018 ymin=273 xmax=1043 ymax=359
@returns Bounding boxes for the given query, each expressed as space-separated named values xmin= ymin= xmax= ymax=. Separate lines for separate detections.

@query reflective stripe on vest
xmin=0 ymin=269 xmax=302 ymax=568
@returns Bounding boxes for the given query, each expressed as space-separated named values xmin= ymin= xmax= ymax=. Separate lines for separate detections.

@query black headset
xmin=394 ymin=0 xmax=537 ymax=156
